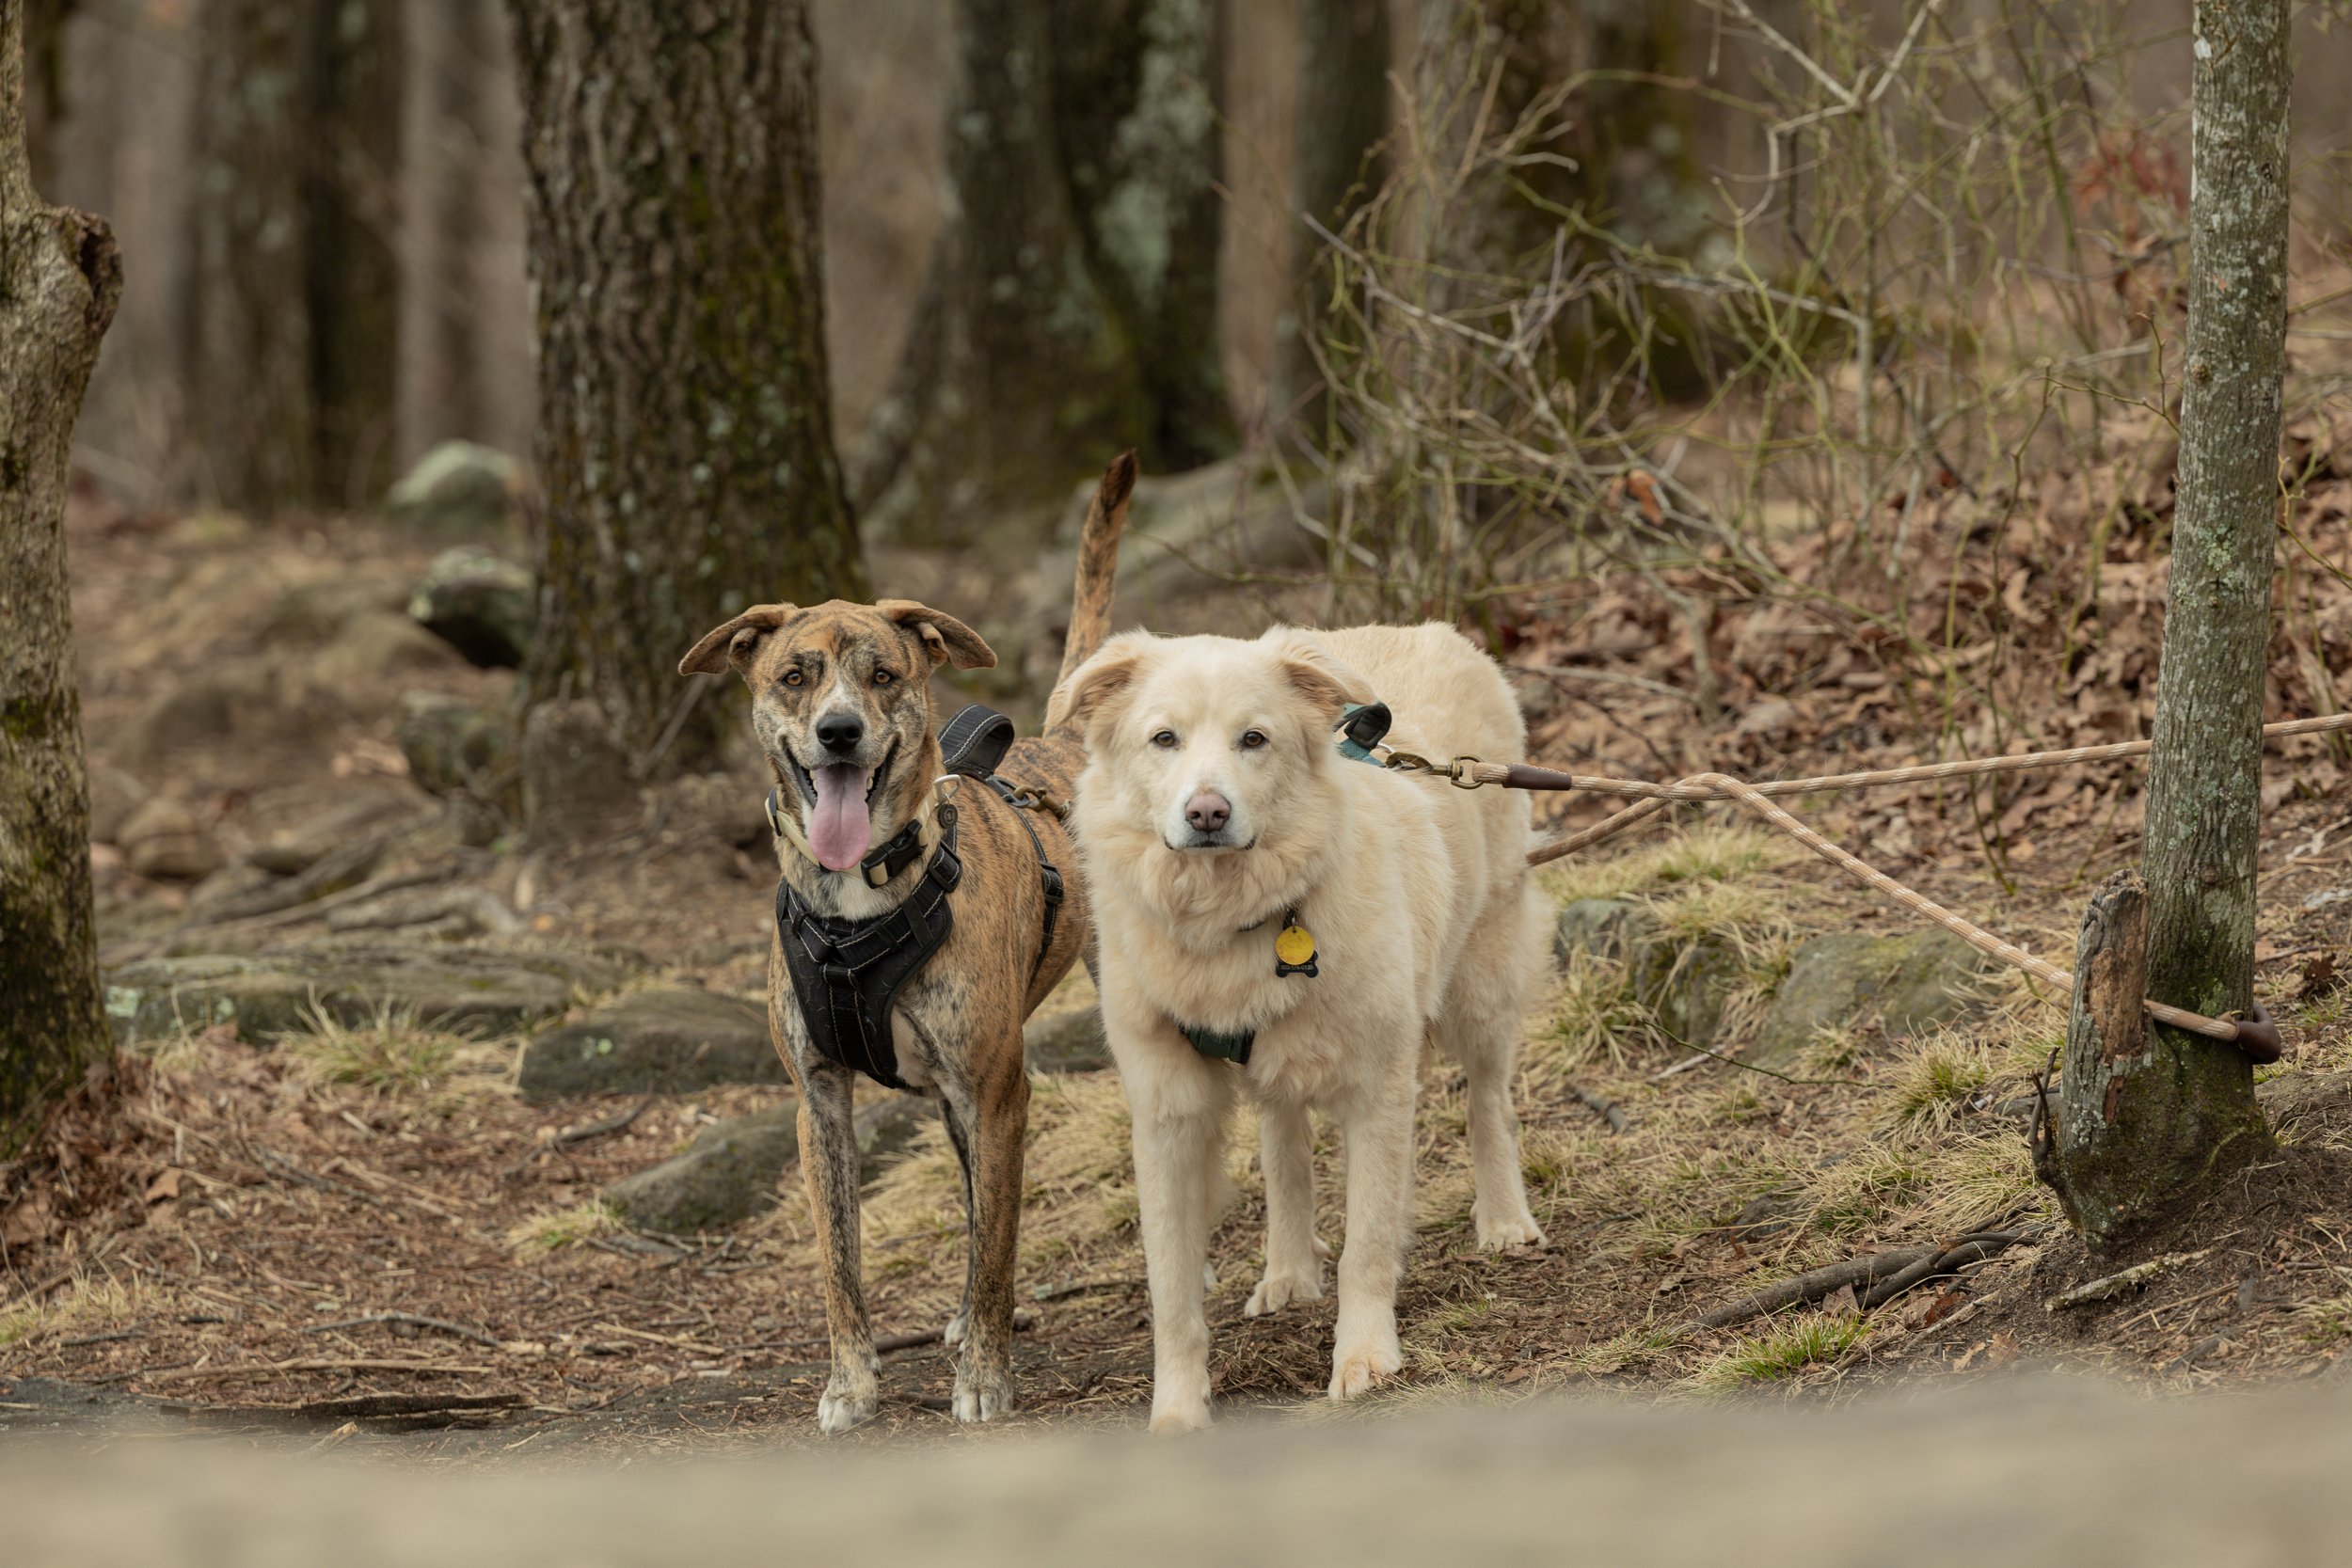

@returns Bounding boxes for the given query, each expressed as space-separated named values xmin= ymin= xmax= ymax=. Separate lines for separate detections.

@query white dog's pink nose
xmin=1184 ymin=790 xmax=1232 ymax=833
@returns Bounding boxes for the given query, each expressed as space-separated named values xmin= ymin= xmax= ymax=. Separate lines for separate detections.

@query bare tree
xmin=853 ymin=0 xmax=1231 ymax=542
xmin=505 ymin=0 xmax=865 ymax=768
xmin=183 ymin=0 xmax=405 ymax=515
xmin=1278 ymin=0 xmax=1390 ymax=428
xmin=0 ymin=0 xmax=121 ymax=1136
xmin=2040 ymin=0 xmax=2287 ymax=1246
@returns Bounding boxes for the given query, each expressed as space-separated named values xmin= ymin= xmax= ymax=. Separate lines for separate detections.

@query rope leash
xmin=1382 ymin=711 xmax=2352 ymax=1062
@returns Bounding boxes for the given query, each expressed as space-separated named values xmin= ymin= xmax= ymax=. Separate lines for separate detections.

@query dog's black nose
xmin=1185 ymin=790 xmax=1231 ymax=833
xmin=817 ymin=713 xmax=864 ymax=754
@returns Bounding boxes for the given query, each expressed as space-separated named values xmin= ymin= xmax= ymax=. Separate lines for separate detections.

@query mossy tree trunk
xmin=854 ymin=0 xmax=1232 ymax=543
xmin=505 ymin=0 xmax=864 ymax=769
xmin=1278 ymin=0 xmax=1390 ymax=428
xmin=0 ymin=0 xmax=122 ymax=1141
xmin=183 ymin=0 xmax=404 ymax=516
xmin=2048 ymin=0 xmax=2287 ymax=1246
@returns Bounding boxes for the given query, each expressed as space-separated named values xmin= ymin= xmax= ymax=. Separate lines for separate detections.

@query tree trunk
xmin=505 ymin=0 xmax=864 ymax=770
xmin=183 ymin=0 xmax=316 ymax=513
xmin=851 ymin=0 xmax=1150 ymax=543
xmin=304 ymin=0 xmax=404 ymax=510
xmin=1050 ymin=0 xmax=1233 ymax=471
xmin=2078 ymin=0 xmax=2289 ymax=1241
xmin=0 ymin=0 xmax=121 ymax=1141
xmin=20 ymin=0 xmax=71 ymax=188
xmin=1278 ymin=0 xmax=1390 ymax=428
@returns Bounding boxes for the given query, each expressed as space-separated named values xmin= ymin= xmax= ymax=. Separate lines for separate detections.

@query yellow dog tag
xmin=1274 ymin=921 xmax=1317 ymax=977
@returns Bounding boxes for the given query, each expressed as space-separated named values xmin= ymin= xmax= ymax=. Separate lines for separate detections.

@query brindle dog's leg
xmin=940 ymin=1036 xmax=1028 ymax=1422
xmin=799 ymin=1062 xmax=880 ymax=1433
xmin=940 ymin=1102 xmax=976 ymax=1347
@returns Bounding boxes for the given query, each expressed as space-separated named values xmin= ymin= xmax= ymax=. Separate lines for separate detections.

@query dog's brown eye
xmin=1240 ymin=730 xmax=1267 ymax=750
xmin=783 ymin=670 xmax=804 ymax=688
xmin=1151 ymin=729 xmax=1178 ymax=749
xmin=872 ymin=668 xmax=895 ymax=687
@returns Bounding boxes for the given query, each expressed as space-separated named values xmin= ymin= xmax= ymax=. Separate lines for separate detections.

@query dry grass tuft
xmin=0 ymin=1275 xmax=143 ymax=1349
xmin=504 ymin=1199 xmax=621 ymax=1254
xmin=1543 ymin=825 xmax=1793 ymax=907
xmin=1689 ymin=1311 xmax=1868 ymax=1391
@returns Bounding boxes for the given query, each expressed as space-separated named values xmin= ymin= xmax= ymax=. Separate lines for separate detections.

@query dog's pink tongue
xmin=807 ymin=765 xmax=874 ymax=871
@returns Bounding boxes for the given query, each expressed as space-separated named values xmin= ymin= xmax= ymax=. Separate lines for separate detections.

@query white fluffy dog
xmin=1052 ymin=622 xmax=1547 ymax=1433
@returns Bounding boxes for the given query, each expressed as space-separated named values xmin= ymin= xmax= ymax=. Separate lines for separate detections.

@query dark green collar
xmin=1181 ymin=1024 xmax=1254 ymax=1065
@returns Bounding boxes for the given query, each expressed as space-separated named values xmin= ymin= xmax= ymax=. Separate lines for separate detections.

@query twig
xmin=1692 ymin=1247 xmax=1936 ymax=1331
xmin=300 ymin=1312 xmax=501 ymax=1349
xmin=162 ymin=1391 xmax=525 ymax=1422
xmin=1569 ymin=1085 xmax=1629 ymax=1133
xmin=2044 ymin=1249 xmax=2211 ymax=1312
xmin=1858 ymin=1230 xmax=2034 ymax=1311
xmin=556 ymin=1098 xmax=651 ymax=1147
xmin=873 ymin=1328 xmax=943 ymax=1354
xmin=1030 ymin=1277 xmax=1142 ymax=1302
xmin=145 ymin=1358 xmax=501 ymax=1384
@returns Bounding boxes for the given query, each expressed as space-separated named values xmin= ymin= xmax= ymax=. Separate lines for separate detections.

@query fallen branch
xmin=1569 ymin=1086 xmax=1629 ymax=1133
xmin=556 ymin=1099 xmax=651 ymax=1147
xmin=1692 ymin=1248 xmax=1935 ymax=1331
xmin=163 ymin=1390 xmax=525 ymax=1422
xmin=146 ymin=1358 xmax=500 ymax=1384
xmin=1858 ymin=1230 xmax=2035 ymax=1311
xmin=2044 ymin=1249 xmax=2211 ymax=1312
xmin=300 ymin=1312 xmax=501 ymax=1349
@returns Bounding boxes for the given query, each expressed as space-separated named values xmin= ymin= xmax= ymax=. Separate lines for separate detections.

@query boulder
xmin=409 ymin=547 xmax=535 ymax=668
xmin=399 ymin=694 xmax=518 ymax=803
xmin=103 ymin=938 xmax=646 ymax=1045
xmin=854 ymin=1097 xmax=938 ymax=1180
xmin=314 ymin=612 xmax=465 ymax=689
xmin=1749 ymin=930 xmax=1993 ymax=1068
xmin=246 ymin=786 xmax=435 ymax=875
xmin=605 ymin=1107 xmax=797 ymax=1234
xmin=1554 ymin=897 xmax=1739 ymax=1051
xmin=521 ymin=700 xmax=640 ymax=845
xmin=382 ymin=441 xmax=518 ymax=535
xmin=117 ymin=800 xmax=222 ymax=881
xmin=517 ymin=988 xmax=780 ymax=1101
xmin=1025 ymin=1004 xmax=1112 ymax=1072
xmin=123 ymin=660 xmax=310 ymax=763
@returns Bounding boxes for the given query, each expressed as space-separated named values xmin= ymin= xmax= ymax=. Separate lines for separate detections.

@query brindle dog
xmin=678 ymin=454 xmax=1134 ymax=1433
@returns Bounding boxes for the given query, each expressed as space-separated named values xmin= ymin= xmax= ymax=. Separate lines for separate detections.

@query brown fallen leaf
xmin=144 ymin=1168 xmax=184 ymax=1204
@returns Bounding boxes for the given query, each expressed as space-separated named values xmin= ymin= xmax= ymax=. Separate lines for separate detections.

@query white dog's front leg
xmin=1247 ymin=1098 xmax=1324 ymax=1317
xmin=1329 ymin=1069 xmax=1416 ymax=1402
xmin=1129 ymin=1077 xmax=1229 ymax=1433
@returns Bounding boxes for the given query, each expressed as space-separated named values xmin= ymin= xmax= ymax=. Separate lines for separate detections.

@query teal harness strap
xmin=1182 ymin=1023 xmax=1254 ymax=1065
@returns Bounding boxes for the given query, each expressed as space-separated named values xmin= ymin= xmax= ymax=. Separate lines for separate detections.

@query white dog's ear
xmin=1048 ymin=632 xmax=1151 ymax=734
xmin=1263 ymin=628 xmax=1375 ymax=716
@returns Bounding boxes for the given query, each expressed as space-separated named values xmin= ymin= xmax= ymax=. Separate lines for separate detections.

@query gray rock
xmin=247 ymin=786 xmax=434 ymax=875
xmin=1025 ymin=1005 xmax=1112 ymax=1072
xmin=103 ymin=939 xmax=646 ymax=1045
xmin=118 ymin=800 xmax=222 ymax=881
xmin=314 ymin=612 xmax=465 ymax=689
xmin=521 ymin=700 xmax=639 ymax=845
xmin=518 ymin=988 xmax=779 ymax=1101
xmin=124 ymin=660 xmax=314 ymax=763
xmin=409 ymin=547 xmax=535 ymax=668
xmin=326 ymin=886 xmax=522 ymax=942
xmin=854 ymin=1097 xmax=938 ymax=1180
xmin=399 ymin=694 xmax=517 ymax=803
xmin=1554 ymin=896 xmax=1737 ymax=1050
xmin=605 ymin=1106 xmax=797 ymax=1234
xmin=1749 ymin=930 xmax=1993 ymax=1067
xmin=382 ymin=440 xmax=518 ymax=535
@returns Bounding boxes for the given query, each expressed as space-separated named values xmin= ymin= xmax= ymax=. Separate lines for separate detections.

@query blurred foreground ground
xmin=8 ymin=1374 xmax=2352 ymax=1567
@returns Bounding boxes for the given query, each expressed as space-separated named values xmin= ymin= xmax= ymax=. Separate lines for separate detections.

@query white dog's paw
xmin=1474 ymin=1207 xmax=1548 ymax=1252
xmin=1327 ymin=1338 xmax=1402 ymax=1402
xmin=1200 ymin=1262 xmax=1219 ymax=1291
xmin=952 ymin=1365 xmax=1014 ymax=1424
xmin=1311 ymin=1234 xmax=1335 ymax=1263
xmin=1244 ymin=1266 xmax=1325 ymax=1317
xmin=1149 ymin=1398 xmax=1214 ymax=1435
xmin=1149 ymin=1369 xmax=1215 ymax=1434
xmin=942 ymin=1306 xmax=969 ymax=1346
xmin=817 ymin=1375 xmax=880 ymax=1434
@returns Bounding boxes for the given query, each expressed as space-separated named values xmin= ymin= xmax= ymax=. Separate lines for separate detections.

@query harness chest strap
xmin=1173 ymin=909 xmax=1318 ymax=1067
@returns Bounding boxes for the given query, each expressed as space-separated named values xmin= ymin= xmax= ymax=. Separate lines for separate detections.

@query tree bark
xmin=505 ymin=0 xmax=865 ymax=769
xmin=305 ymin=0 xmax=404 ymax=509
xmin=1278 ymin=0 xmax=1390 ymax=427
xmin=183 ymin=0 xmax=316 ymax=513
xmin=2102 ymin=0 xmax=2289 ymax=1236
xmin=20 ymin=0 xmax=70 ymax=188
xmin=1050 ymin=0 xmax=1233 ymax=471
xmin=1 ymin=0 xmax=122 ymax=1141
xmin=851 ymin=0 xmax=1151 ymax=543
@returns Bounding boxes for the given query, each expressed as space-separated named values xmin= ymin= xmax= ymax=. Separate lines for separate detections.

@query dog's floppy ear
xmin=1047 ymin=632 xmax=1151 ymax=735
xmin=877 ymin=599 xmax=996 ymax=671
xmin=1263 ymin=627 xmax=1377 ymax=716
xmin=679 ymin=604 xmax=797 ymax=677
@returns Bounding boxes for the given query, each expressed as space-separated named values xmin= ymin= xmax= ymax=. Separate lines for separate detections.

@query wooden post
xmin=2035 ymin=871 xmax=2262 ymax=1249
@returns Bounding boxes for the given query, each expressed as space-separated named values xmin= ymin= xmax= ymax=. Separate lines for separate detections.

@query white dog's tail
xmin=1048 ymin=451 xmax=1136 ymax=718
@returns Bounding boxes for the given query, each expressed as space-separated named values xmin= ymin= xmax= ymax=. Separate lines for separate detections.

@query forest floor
xmin=6 ymin=463 xmax=2352 ymax=1461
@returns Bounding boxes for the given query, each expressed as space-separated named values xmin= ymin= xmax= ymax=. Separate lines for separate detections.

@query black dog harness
xmin=772 ymin=705 xmax=1065 ymax=1089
